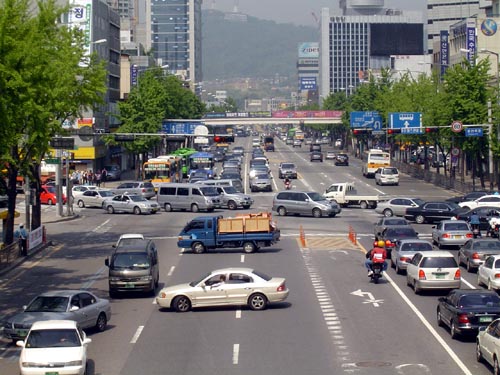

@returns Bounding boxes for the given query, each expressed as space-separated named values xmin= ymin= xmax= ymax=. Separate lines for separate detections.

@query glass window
xmin=178 ymin=188 xmax=189 ymax=196
xmin=25 ymin=296 xmax=69 ymax=312
xmin=420 ymin=257 xmax=457 ymax=268
xmin=25 ymin=329 xmax=81 ymax=348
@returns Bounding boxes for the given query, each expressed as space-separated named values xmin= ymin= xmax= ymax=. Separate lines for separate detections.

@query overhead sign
xmin=465 ymin=127 xmax=484 ymax=137
xmin=300 ymin=77 xmax=317 ymax=91
xmin=451 ymin=120 xmax=463 ymax=133
xmin=350 ymin=111 xmax=382 ymax=129
xmin=389 ymin=112 xmax=422 ymax=134
xmin=161 ymin=121 xmax=204 ymax=134
xmin=272 ymin=110 xmax=342 ymax=119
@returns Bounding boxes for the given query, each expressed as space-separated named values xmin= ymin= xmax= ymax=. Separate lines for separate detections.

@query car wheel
xmin=450 ymin=321 xmax=459 ymax=339
xmin=243 ymin=241 xmax=256 ymax=253
xmin=489 ymin=279 xmax=494 ymax=291
xmin=477 ymin=274 xmax=483 ymax=287
xmin=395 ymin=263 xmax=402 ymax=275
xmin=173 ymin=295 xmax=191 ymax=312
xmin=415 ymin=215 xmax=425 ymax=224
xmin=164 ymin=203 xmax=172 ymax=212
xmin=494 ymin=356 xmax=500 ymax=375
xmin=360 ymin=201 xmax=368 ymax=209
xmin=248 ymin=293 xmax=267 ymax=311
xmin=413 ymin=279 xmax=421 ymax=294
xmin=191 ymin=203 xmax=199 ymax=213
xmin=192 ymin=242 xmax=205 ymax=254
xmin=312 ymin=208 xmax=322 ymax=218
xmin=406 ymin=274 xmax=412 ymax=287
xmin=133 ymin=206 xmax=141 ymax=215
xmin=278 ymin=206 xmax=287 ymax=216
xmin=466 ymin=260 xmax=474 ymax=273
xmin=437 ymin=309 xmax=444 ymax=327
xmin=47 ymin=199 xmax=53 ymax=205
xmin=228 ymin=201 xmax=237 ymax=210
xmin=383 ymin=209 xmax=393 ymax=217
xmin=106 ymin=205 xmax=115 ymax=214
xmin=95 ymin=313 xmax=107 ymax=332
xmin=476 ymin=341 xmax=483 ymax=362
xmin=78 ymin=200 xmax=85 ymax=208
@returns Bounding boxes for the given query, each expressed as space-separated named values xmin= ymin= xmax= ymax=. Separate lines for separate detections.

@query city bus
xmin=188 ymin=152 xmax=215 ymax=179
xmin=362 ymin=149 xmax=391 ymax=177
xmin=143 ymin=156 xmax=182 ymax=190
xmin=171 ymin=148 xmax=197 ymax=178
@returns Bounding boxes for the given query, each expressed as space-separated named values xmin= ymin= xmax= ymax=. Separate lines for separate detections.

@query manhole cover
xmin=355 ymin=361 xmax=392 ymax=368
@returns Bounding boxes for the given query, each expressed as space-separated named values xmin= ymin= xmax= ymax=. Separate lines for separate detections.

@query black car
xmin=310 ymin=151 xmax=323 ymax=162
xmin=374 ymin=217 xmax=411 ymax=240
xmin=456 ymin=206 xmax=500 ymax=232
xmin=213 ymin=151 xmax=224 ymax=162
xmin=377 ymin=226 xmax=419 ymax=257
xmin=220 ymin=172 xmax=242 ymax=181
xmin=404 ymin=201 xmax=466 ymax=224
xmin=335 ymin=153 xmax=349 ymax=166
xmin=437 ymin=289 xmax=500 ymax=339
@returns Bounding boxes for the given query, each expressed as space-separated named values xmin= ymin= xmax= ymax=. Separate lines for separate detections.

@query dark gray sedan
xmin=2 ymin=290 xmax=111 ymax=343
xmin=458 ymin=239 xmax=500 ymax=272
xmin=374 ymin=217 xmax=411 ymax=240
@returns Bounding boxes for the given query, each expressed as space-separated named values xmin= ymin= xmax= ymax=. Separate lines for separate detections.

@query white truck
xmin=323 ymin=182 xmax=381 ymax=209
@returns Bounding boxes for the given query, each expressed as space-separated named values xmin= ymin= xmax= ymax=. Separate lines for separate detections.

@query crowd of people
xmin=70 ymin=168 xmax=108 ymax=187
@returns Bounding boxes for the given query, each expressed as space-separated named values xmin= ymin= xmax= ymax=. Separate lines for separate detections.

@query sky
xmin=203 ymin=0 xmax=426 ymax=27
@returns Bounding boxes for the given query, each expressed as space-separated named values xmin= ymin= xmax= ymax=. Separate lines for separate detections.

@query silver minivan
xmin=272 ymin=191 xmax=342 ymax=218
xmin=196 ymin=180 xmax=253 ymax=210
xmin=157 ymin=183 xmax=219 ymax=212
xmin=196 ymin=178 xmax=244 ymax=194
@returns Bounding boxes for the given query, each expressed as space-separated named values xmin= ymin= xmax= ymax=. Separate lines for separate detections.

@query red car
xmin=41 ymin=185 xmax=66 ymax=205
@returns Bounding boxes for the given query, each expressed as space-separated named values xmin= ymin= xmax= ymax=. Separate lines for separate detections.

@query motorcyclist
xmin=469 ymin=211 xmax=481 ymax=231
xmin=488 ymin=210 xmax=500 ymax=236
xmin=365 ymin=240 xmax=388 ymax=276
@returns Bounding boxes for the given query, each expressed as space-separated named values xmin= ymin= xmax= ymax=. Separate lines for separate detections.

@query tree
xmin=0 ymin=0 xmax=107 ymax=244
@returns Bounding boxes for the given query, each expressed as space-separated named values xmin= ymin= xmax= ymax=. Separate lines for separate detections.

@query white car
xmin=114 ymin=233 xmax=145 ymax=248
xmin=17 ymin=320 xmax=91 ymax=375
xmin=406 ymin=251 xmax=461 ymax=294
xmin=478 ymin=254 xmax=500 ymax=290
xmin=374 ymin=167 xmax=400 ymax=186
xmin=335 ymin=138 xmax=342 ymax=147
xmin=477 ymin=318 xmax=500 ymax=373
xmin=459 ymin=195 xmax=500 ymax=210
xmin=71 ymin=185 xmax=98 ymax=198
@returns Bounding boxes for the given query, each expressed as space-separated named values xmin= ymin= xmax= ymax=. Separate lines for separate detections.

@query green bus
xmin=171 ymin=148 xmax=197 ymax=179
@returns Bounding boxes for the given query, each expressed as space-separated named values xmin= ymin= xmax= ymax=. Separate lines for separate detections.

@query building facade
xmin=297 ymin=42 xmax=319 ymax=106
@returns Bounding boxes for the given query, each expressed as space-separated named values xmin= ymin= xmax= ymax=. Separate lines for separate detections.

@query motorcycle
xmin=471 ymin=224 xmax=481 ymax=238
xmin=487 ymin=218 xmax=500 ymax=238
xmin=285 ymin=181 xmax=291 ymax=190
xmin=370 ymin=262 xmax=384 ymax=284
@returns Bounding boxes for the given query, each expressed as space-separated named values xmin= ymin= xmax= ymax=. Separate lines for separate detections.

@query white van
xmin=156 ymin=183 xmax=220 ymax=212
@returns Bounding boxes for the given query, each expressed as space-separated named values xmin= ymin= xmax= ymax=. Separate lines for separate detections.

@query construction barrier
xmin=299 ymin=225 xmax=306 ymax=247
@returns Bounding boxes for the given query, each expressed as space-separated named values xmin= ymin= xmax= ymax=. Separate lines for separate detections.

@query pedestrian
xmin=14 ymin=224 xmax=28 ymax=256
xmin=95 ymin=171 xmax=101 ymax=188
xmin=82 ymin=171 xmax=87 ymax=185
xmin=88 ymin=171 xmax=94 ymax=185
xmin=101 ymin=168 xmax=107 ymax=187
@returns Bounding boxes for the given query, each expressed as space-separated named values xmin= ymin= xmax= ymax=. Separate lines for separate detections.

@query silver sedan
xmin=374 ymin=217 xmax=410 ymax=240
xmin=103 ymin=193 xmax=160 ymax=214
xmin=390 ymin=239 xmax=434 ymax=274
xmin=76 ymin=189 xmax=114 ymax=208
xmin=375 ymin=197 xmax=425 ymax=217
xmin=2 ymin=290 xmax=111 ymax=343
xmin=458 ymin=239 xmax=500 ymax=272
xmin=156 ymin=267 xmax=289 ymax=312
xmin=432 ymin=220 xmax=473 ymax=249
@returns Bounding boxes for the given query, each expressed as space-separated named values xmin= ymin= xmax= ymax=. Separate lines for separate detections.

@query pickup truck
xmin=323 ymin=182 xmax=381 ymax=209
xmin=178 ymin=213 xmax=280 ymax=254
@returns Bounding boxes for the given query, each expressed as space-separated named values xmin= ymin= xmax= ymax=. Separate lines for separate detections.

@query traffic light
xmin=352 ymin=128 xmax=371 ymax=135
xmin=425 ymin=127 xmax=439 ymax=133
xmin=214 ymin=135 xmax=234 ymax=143
xmin=387 ymin=128 xmax=401 ymax=135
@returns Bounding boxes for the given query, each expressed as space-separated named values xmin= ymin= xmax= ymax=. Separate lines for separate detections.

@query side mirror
xmin=479 ymin=326 xmax=487 ymax=332
xmin=16 ymin=340 xmax=25 ymax=348
xmin=83 ymin=338 xmax=92 ymax=345
xmin=105 ymin=258 xmax=109 ymax=267
xmin=70 ymin=305 xmax=80 ymax=312
xmin=200 ymin=282 xmax=206 ymax=289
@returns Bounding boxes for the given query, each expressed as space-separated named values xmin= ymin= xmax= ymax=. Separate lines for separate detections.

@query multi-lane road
xmin=0 ymin=137 xmax=493 ymax=375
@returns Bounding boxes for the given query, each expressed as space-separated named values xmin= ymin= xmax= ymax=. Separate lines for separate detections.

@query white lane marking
xmin=461 ymin=277 xmax=476 ymax=289
xmin=232 ymin=343 xmax=240 ymax=364
xmin=168 ymin=266 xmax=175 ymax=276
xmin=384 ymin=271 xmax=473 ymax=375
xmin=240 ymin=255 xmax=245 ymax=263
xmin=130 ymin=326 xmax=144 ymax=344
xmin=92 ymin=219 xmax=111 ymax=233
xmin=235 ymin=310 xmax=241 ymax=319
xmin=80 ymin=266 xmax=106 ymax=290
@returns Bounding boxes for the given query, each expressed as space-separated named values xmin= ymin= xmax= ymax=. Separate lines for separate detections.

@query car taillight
xmin=418 ymin=269 xmax=426 ymax=280
xmin=385 ymin=240 xmax=391 ymax=247
xmin=454 ymin=269 xmax=461 ymax=280
xmin=400 ymin=257 xmax=411 ymax=263
xmin=442 ymin=233 xmax=451 ymax=238
xmin=495 ymin=273 xmax=500 ymax=279
xmin=466 ymin=233 xmax=473 ymax=238
xmin=277 ymin=283 xmax=286 ymax=292
xmin=472 ymin=253 xmax=480 ymax=260
xmin=142 ymin=188 xmax=146 ymax=192
xmin=373 ymin=241 xmax=379 ymax=247
xmin=458 ymin=313 xmax=470 ymax=324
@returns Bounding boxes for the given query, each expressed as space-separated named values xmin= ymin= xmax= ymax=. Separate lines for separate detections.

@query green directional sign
xmin=45 ymin=158 xmax=60 ymax=164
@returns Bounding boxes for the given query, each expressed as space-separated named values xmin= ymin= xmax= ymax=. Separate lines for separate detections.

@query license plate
xmin=125 ymin=283 xmax=135 ymax=288
xmin=15 ymin=329 xmax=28 ymax=336
xmin=480 ymin=316 xmax=493 ymax=323
xmin=45 ymin=372 xmax=59 ymax=375
xmin=435 ymin=273 xmax=445 ymax=279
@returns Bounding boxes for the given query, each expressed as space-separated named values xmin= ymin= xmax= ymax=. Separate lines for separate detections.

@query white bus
xmin=362 ymin=149 xmax=390 ymax=177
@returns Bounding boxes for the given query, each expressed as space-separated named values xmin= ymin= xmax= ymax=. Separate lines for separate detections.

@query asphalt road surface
xmin=0 ymin=137 xmax=491 ymax=375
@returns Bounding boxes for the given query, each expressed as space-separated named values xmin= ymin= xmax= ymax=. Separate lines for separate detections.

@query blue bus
xmin=188 ymin=152 xmax=215 ymax=179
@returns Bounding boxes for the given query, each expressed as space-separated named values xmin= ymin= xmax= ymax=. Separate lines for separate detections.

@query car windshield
xmin=383 ymin=168 xmax=398 ymax=175
xmin=223 ymin=186 xmax=238 ymax=194
xmin=443 ymin=223 xmax=470 ymax=231
xmin=25 ymin=329 xmax=81 ymax=348
xmin=252 ymin=270 xmax=271 ymax=281
xmin=45 ymin=186 xmax=56 ymax=193
xmin=474 ymin=241 xmax=500 ymax=250
xmin=130 ymin=195 xmax=147 ymax=202
xmin=384 ymin=219 xmax=408 ymax=226
xmin=100 ymin=191 xmax=114 ymax=197
xmin=420 ymin=257 xmax=457 ymax=268
xmin=447 ymin=202 xmax=461 ymax=210
xmin=255 ymin=174 xmax=269 ymax=180
xmin=190 ymin=272 xmax=211 ymax=287
xmin=459 ymin=294 xmax=500 ymax=308
xmin=401 ymin=242 xmax=433 ymax=252
xmin=25 ymin=296 xmax=69 ymax=312
xmin=307 ymin=192 xmax=324 ymax=202
xmin=221 ymin=173 xmax=240 ymax=180
xmin=112 ymin=253 xmax=150 ymax=269
xmin=386 ymin=228 xmax=417 ymax=238
xmin=413 ymin=198 xmax=425 ymax=206
xmin=199 ymin=186 xmax=219 ymax=196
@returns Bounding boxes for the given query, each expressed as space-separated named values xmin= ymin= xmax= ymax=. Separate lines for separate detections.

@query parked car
xmin=103 ymin=165 xmax=121 ymax=181
xmin=478 ymin=255 xmax=500 ymax=290
xmin=76 ymin=189 xmax=115 ymax=208
xmin=2 ymin=290 xmax=110 ymax=343
xmin=456 ymin=206 xmax=500 ymax=232
xmin=110 ymin=181 xmax=156 ymax=199
xmin=278 ymin=162 xmax=297 ymax=179
xmin=17 ymin=320 xmax=92 ymax=375
xmin=374 ymin=167 xmax=400 ymax=186
xmin=310 ymin=151 xmax=323 ymax=162
xmin=377 ymin=226 xmax=419 ymax=258
xmin=335 ymin=153 xmax=349 ymax=166
xmin=250 ymin=173 xmax=273 ymax=192
xmin=406 ymin=251 xmax=461 ymax=294
xmin=375 ymin=197 xmax=425 ymax=217
xmin=103 ymin=193 xmax=160 ymax=215
xmin=156 ymin=268 xmax=289 ymax=312
xmin=272 ymin=190 xmax=341 ymax=218
xmin=41 ymin=185 xmax=67 ymax=205
xmin=390 ymin=239 xmax=434 ymax=274
xmin=373 ymin=217 xmax=411 ymax=240
xmin=431 ymin=219 xmax=472 ymax=249
xmin=437 ymin=289 xmax=500 ymax=339
xmin=476 ymin=318 xmax=500 ymax=373
xmin=458 ymin=239 xmax=500 ymax=272
xmin=404 ymin=201 xmax=466 ymax=224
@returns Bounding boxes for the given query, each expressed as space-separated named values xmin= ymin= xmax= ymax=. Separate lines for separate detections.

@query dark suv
xmin=335 ymin=153 xmax=349 ymax=166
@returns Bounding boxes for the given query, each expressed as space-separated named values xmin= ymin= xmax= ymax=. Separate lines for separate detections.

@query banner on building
xmin=440 ymin=30 xmax=449 ymax=77
xmin=467 ymin=19 xmax=476 ymax=66
xmin=68 ymin=0 xmax=92 ymax=63
xmin=298 ymin=42 xmax=319 ymax=58
xmin=131 ymin=64 xmax=138 ymax=87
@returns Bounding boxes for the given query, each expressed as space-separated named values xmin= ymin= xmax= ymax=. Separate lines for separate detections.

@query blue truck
xmin=177 ymin=214 xmax=280 ymax=254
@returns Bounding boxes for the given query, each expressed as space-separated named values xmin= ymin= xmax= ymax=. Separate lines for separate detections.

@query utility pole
xmin=488 ymin=100 xmax=494 ymax=190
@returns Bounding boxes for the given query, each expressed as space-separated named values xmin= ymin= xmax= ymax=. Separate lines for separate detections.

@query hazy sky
xmin=203 ymin=0 xmax=426 ymax=26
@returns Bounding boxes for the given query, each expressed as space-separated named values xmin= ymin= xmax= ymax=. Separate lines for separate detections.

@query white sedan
xmin=478 ymin=254 xmax=500 ymax=290
xmin=459 ymin=195 xmax=500 ymax=210
xmin=477 ymin=318 xmax=500 ymax=373
xmin=156 ymin=267 xmax=289 ymax=312
xmin=17 ymin=320 xmax=91 ymax=375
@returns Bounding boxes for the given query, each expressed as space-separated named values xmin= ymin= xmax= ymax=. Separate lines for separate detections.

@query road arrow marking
xmin=350 ymin=289 xmax=384 ymax=307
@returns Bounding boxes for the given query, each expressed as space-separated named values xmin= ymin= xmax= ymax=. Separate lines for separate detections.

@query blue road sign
xmin=465 ymin=127 xmax=484 ymax=137
xmin=389 ymin=112 xmax=423 ymax=134
xmin=350 ymin=111 xmax=382 ymax=130
xmin=161 ymin=121 xmax=204 ymax=134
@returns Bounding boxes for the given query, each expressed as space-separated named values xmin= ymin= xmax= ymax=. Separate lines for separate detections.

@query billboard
xmin=300 ymin=77 xmax=317 ymax=91
xmin=467 ymin=19 xmax=476 ymax=66
xmin=272 ymin=110 xmax=342 ymax=118
xmin=440 ymin=30 xmax=449 ymax=77
xmin=298 ymin=42 xmax=319 ymax=58
xmin=370 ymin=24 xmax=424 ymax=56
xmin=68 ymin=0 xmax=92 ymax=61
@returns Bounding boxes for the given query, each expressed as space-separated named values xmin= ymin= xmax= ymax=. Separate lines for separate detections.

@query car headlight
xmin=140 ymin=276 xmax=153 ymax=281
xmin=109 ymin=277 xmax=121 ymax=281
xmin=66 ymin=360 xmax=83 ymax=366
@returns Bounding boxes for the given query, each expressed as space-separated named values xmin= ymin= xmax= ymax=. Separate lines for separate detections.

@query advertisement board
xmin=298 ymin=42 xmax=320 ymax=58
xmin=300 ymin=77 xmax=317 ymax=91
xmin=467 ymin=19 xmax=476 ymax=66
xmin=68 ymin=0 xmax=92 ymax=62
xmin=272 ymin=110 xmax=342 ymax=119
xmin=440 ymin=30 xmax=449 ymax=77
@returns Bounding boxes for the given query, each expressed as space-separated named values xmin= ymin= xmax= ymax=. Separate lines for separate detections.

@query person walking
xmin=14 ymin=224 xmax=28 ymax=256
xmin=101 ymin=168 xmax=107 ymax=187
